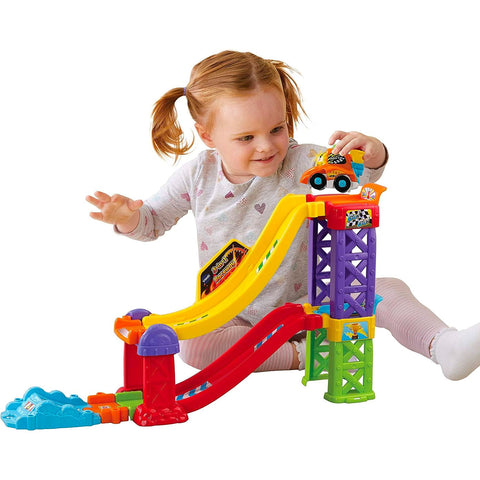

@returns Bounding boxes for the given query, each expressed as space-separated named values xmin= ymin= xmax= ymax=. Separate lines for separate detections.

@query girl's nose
xmin=256 ymin=138 xmax=272 ymax=152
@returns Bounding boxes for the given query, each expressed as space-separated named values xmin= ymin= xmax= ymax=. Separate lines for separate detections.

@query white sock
xmin=430 ymin=324 xmax=480 ymax=380
xmin=293 ymin=338 xmax=306 ymax=370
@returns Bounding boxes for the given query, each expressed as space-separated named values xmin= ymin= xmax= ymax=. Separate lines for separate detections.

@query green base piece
xmin=115 ymin=391 xmax=143 ymax=419
xmin=324 ymin=391 xmax=375 ymax=403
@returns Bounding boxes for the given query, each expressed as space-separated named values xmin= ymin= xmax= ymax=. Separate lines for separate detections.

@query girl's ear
xmin=195 ymin=123 xmax=215 ymax=148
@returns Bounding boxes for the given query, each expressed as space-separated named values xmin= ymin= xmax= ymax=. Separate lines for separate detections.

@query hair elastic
xmin=183 ymin=87 xmax=187 ymax=96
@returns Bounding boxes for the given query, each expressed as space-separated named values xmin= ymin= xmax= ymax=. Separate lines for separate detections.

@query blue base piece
xmin=313 ymin=294 xmax=383 ymax=315
xmin=1 ymin=387 xmax=101 ymax=430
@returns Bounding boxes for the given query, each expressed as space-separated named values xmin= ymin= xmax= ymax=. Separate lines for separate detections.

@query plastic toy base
xmin=133 ymin=403 xmax=188 ymax=426
xmin=1 ymin=387 xmax=101 ymax=430
xmin=86 ymin=393 xmax=129 ymax=424
xmin=324 ymin=391 xmax=375 ymax=404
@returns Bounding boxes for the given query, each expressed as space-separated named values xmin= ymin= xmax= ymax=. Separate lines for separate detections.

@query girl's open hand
xmin=86 ymin=191 xmax=143 ymax=232
xmin=328 ymin=131 xmax=387 ymax=169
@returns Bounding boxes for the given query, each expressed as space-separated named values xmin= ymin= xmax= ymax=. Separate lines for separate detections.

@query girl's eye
xmin=238 ymin=135 xmax=253 ymax=142
xmin=271 ymin=126 xmax=284 ymax=134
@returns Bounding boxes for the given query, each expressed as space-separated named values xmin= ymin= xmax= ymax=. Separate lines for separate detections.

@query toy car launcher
xmin=2 ymin=148 xmax=386 ymax=430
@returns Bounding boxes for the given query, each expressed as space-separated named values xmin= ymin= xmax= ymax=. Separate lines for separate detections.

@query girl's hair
xmin=152 ymin=50 xmax=306 ymax=162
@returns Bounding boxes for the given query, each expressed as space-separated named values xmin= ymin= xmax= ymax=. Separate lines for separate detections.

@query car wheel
xmin=334 ymin=175 xmax=351 ymax=193
xmin=309 ymin=173 xmax=327 ymax=190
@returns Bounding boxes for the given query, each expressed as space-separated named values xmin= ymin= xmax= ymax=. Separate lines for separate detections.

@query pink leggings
xmin=179 ymin=278 xmax=448 ymax=371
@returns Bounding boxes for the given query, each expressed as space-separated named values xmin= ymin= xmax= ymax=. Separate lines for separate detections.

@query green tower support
xmin=324 ymin=338 xmax=375 ymax=403
xmin=302 ymin=328 xmax=329 ymax=385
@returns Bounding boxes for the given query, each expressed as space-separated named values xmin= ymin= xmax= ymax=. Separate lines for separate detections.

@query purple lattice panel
xmin=308 ymin=218 xmax=332 ymax=308
xmin=330 ymin=228 xmax=377 ymax=319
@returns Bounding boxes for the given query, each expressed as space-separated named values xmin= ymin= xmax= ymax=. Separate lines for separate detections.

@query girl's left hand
xmin=328 ymin=131 xmax=387 ymax=169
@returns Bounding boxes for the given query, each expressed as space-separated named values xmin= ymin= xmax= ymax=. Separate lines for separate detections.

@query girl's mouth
xmin=253 ymin=154 xmax=275 ymax=163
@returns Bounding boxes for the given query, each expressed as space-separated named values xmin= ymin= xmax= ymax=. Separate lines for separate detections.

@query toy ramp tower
xmin=303 ymin=184 xmax=385 ymax=403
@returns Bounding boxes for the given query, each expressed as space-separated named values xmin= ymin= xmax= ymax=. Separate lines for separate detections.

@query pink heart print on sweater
xmin=254 ymin=203 xmax=266 ymax=214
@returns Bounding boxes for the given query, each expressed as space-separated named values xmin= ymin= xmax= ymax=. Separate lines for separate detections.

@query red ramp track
xmin=175 ymin=304 xmax=323 ymax=413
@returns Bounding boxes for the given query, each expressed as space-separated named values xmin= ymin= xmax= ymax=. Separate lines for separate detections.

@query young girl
xmin=87 ymin=50 xmax=480 ymax=380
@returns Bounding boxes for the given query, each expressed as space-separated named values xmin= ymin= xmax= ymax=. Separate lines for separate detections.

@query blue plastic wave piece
xmin=1 ymin=387 xmax=101 ymax=430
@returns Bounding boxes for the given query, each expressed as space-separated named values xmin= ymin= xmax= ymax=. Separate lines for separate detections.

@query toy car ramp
xmin=174 ymin=303 xmax=323 ymax=413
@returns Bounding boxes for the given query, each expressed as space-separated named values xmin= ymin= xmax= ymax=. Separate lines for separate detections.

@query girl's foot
xmin=431 ymin=324 xmax=480 ymax=380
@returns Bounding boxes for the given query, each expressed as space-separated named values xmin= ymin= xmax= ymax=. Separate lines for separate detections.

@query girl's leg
xmin=179 ymin=317 xmax=299 ymax=372
xmin=376 ymin=277 xmax=480 ymax=380
xmin=375 ymin=277 xmax=445 ymax=358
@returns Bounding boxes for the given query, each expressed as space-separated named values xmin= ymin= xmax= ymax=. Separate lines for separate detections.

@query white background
xmin=1 ymin=0 xmax=478 ymax=478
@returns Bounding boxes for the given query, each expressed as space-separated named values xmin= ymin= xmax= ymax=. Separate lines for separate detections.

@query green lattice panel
xmin=302 ymin=328 xmax=329 ymax=385
xmin=324 ymin=339 xmax=375 ymax=403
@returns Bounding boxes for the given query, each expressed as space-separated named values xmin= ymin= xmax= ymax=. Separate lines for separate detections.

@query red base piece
xmin=133 ymin=403 xmax=188 ymax=426
xmin=116 ymin=386 xmax=137 ymax=393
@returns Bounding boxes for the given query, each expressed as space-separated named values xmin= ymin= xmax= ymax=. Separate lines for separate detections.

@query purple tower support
xmin=308 ymin=218 xmax=332 ymax=308
xmin=330 ymin=228 xmax=377 ymax=319
xmin=308 ymin=219 xmax=377 ymax=319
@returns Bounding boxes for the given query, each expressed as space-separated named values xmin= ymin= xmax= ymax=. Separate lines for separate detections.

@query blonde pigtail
xmin=151 ymin=87 xmax=194 ymax=163
xmin=270 ymin=61 xmax=307 ymax=137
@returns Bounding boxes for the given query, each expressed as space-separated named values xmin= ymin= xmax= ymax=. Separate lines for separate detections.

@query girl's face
xmin=196 ymin=87 xmax=289 ymax=184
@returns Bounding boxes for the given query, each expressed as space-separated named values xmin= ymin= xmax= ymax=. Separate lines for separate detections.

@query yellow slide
xmin=142 ymin=194 xmax=324 ymax=339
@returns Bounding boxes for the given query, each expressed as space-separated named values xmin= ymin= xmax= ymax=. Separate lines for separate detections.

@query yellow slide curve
xmin=142 ymin=194 xmax=324 ymax=339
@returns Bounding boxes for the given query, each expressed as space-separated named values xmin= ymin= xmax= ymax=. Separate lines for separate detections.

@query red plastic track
xmin=175 ymin=303 xmax=323 ymax=413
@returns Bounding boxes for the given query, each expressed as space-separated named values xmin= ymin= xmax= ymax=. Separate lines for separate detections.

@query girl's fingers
xmin=331 ymin=132 xmax=357 ymax=154
xmin=338 ymin=138 xmax=364 ymax=156
xmin=85 ymin=195 xmax=102 ymax=208
xmin=333 ymin=136 xmax=355 ymax=155
xmin=94 ymin=191 xmax=111 ymax=202
xmin=328 ymin=130 xmax=347 ymax=146
xmin=89 ymin=211 xmax=104 ymax=221
xmin=330 ymin=132 xmax=366 ymax=156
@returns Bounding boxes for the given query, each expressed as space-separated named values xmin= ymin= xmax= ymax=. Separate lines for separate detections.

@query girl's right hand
xmin=86 ymin=191 xmax=143 ymax=233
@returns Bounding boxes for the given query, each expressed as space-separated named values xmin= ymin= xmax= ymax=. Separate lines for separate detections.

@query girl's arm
xmin=87 ymin=157 xmax=196 ymax=240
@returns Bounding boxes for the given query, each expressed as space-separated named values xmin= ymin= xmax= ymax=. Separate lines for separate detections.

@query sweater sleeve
xmin=361 ymin=163 xmax=386 ymax=184
xmin=118 ymin=160 xmax=196 ymax=242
